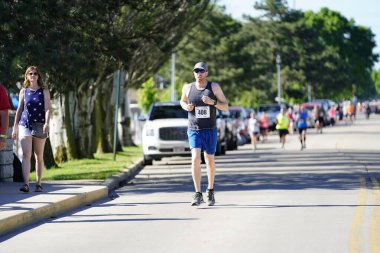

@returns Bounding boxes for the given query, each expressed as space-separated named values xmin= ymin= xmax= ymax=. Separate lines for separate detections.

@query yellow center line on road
xmin=370 ymin=176 xmax=380 ymax=253
xmin=349 ymin=177 xmax=368 ymax=253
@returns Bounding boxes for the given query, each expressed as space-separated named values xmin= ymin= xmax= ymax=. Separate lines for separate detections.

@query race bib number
xmin=195 ymin=106 xmax=210 ymax=118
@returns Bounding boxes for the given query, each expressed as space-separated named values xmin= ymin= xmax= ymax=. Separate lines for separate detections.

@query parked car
xmin=218 ymin=109 xmax=238 ymax=150
xmin=228 ymin=106 xmax=250 ymax=145
xmin=256 ymin=104 xmax=286 ymax=131
xmin=139 ymin=102 xmax=190 ymax=165
xmin=301 ymin=102 xmax=329 ymax=127
xmin=215 ymin=110 xmax=227 ymax=156
xmin=140 ymin=102 xmax=227 ymax=165
xmin=313 ymin=99 xmax=336 ymax=109
xmin=310 ymin=99 xmax=333 ymax=125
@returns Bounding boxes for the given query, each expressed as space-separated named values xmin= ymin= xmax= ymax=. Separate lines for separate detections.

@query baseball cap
xmin=193 ymin=62 xmax=207 ymax=70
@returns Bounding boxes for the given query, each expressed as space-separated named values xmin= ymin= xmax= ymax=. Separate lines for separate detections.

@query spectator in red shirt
xmin=0 ymin=83 xmax=11 ymax=150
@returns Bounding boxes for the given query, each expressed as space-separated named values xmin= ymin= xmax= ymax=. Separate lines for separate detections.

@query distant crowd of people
xmin=247 ymin=98 xmax=377 ymax=151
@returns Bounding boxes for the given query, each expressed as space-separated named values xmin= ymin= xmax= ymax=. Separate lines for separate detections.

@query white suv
xmin=140 ymin=102 xmax=190 ymax=165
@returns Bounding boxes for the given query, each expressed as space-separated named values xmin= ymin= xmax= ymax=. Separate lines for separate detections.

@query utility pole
xmin=276 ymin=54 xmax=281 ymax=104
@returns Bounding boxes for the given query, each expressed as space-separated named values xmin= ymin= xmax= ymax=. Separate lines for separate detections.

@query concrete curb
xmin=0 ymin=158 xmax=145 ymax=237
xmin=103 ymin=158 xmax=144 ymax=192
xmin=0 ymin=186 xmax=108 ymax=236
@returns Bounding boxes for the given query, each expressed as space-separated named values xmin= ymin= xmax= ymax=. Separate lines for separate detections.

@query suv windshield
xmin=257 ymin=105 xmax=280 ymax=113
xmin=149 ymin=105 xmax=188 ymax=120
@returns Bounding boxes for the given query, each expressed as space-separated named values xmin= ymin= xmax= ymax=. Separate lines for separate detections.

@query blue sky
xmin=218 ymin=0 xmax=380 ymax=70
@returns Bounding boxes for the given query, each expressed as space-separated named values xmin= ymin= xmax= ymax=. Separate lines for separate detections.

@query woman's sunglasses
xmin=28 ymin=72 xmax=38 ymax=76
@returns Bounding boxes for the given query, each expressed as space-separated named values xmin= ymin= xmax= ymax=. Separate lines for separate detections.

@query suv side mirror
xmin=138 ymin=115 xmax=147 ymax=121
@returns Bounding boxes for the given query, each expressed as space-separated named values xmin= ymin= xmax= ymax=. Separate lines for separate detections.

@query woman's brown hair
xmin=23 ymin=66 xmax=47 ymax=89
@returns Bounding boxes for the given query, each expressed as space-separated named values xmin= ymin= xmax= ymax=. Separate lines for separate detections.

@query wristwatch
xmin=213 ymin=100 xmax=217 ymax=106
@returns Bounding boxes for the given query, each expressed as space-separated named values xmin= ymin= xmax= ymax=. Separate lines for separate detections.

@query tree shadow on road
xmin=119 ymin=149 xmax=380 ymax=195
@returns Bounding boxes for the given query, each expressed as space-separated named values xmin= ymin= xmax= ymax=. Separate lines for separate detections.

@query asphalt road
xmin=1 ymin=112 xmax=380 ymax=253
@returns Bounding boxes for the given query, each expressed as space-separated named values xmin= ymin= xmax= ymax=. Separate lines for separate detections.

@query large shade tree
xmin=0 ymin=0 xmax=212 ymax=160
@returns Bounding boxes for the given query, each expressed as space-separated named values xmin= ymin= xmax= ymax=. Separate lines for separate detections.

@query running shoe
xmin=206 ymin=189 xmax=215 ymax=206
xmin=191 ymin=192 xmax=204 ymax=206
xmin=20 ymin=184 xmax=29 ymax=193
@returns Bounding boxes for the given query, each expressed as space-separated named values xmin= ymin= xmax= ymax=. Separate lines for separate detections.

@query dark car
xmin=256 ymin=104 xmax=286 ymax=131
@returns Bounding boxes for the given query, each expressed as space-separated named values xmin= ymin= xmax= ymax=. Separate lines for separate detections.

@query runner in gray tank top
xmin=180 ymin=62 xmax=228 ymax=206
xmin=187 ymin=81 xmax=217 ymax=130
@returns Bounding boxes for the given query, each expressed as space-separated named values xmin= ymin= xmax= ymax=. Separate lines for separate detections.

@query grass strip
xmin=30 ymin=146 xmax=142 ymax=180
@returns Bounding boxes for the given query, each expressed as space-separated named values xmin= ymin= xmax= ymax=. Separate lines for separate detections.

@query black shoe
xmin=20 ymin=184 xmax=29 ymax=193
xmin=191 ymin=192 xmax=204 ymax=206
xmin=35 ymin=184 xmax=43 ymax=192
xmin=206 ymin=189 xmax=215 ymax=206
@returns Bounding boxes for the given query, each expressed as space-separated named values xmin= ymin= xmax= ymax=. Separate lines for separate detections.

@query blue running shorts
xmin=187 ymin=128 xmax=218 ymax=155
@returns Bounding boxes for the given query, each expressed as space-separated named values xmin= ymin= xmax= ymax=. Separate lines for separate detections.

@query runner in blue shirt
xmin=296 ymin=105 xmax=309 ymax=150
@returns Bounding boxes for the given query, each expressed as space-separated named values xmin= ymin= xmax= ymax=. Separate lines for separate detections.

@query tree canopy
xmin=174 ymin=1 xmax=378 ymax=107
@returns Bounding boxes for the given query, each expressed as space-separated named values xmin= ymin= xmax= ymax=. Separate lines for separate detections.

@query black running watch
xmin=213 ymin=100 xmax=217 ymax=106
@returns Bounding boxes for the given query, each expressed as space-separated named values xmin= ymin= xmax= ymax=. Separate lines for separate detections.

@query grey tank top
xmin=187 ymin=81 xmax=217 ymax=130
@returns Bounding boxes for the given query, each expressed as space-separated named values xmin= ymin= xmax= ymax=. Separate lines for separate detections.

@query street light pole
xmin=276 ymin=54 xmax=281 ymax=104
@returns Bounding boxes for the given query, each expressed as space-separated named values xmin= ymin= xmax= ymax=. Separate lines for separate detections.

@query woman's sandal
xmin=35 ymin=184 xmax=43 ymax=192
xmin=20 ymin=184 xmax=30 ymax=193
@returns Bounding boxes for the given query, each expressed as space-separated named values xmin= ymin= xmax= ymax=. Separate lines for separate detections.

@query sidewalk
xmin=0 ymin=158 xmax=144 ymax=237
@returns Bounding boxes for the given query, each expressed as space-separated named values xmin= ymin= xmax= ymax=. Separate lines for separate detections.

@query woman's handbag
xmin=30 ymin=122 xmax=48 ymax=139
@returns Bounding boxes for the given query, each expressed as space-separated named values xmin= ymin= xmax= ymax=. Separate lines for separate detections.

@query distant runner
xmin=276 ymin=107 xmax=289 ymax=149
xmin=296 ymin=105 xmax=308 ymax=150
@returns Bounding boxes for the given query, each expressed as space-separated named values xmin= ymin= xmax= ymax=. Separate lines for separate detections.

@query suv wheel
xmin=144 ymin=155 xmax=153 ymax=166
xmin=215 ymin=141 xmax=222 ymax=156
xmin=221 ymin=143 xmax=226 ymax=155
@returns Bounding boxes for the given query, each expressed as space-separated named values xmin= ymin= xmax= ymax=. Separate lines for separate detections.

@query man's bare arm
xmin=180 ymin=84 xmax=194 ymax=111
xmin=211 ymin=82 xmax=228 ymax=111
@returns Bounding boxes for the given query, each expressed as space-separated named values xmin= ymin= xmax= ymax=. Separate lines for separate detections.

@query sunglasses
xmin=28 ymin=72 xmax=38 ymax=76
xmin=194 ymin=69 xmax=206 ymax=74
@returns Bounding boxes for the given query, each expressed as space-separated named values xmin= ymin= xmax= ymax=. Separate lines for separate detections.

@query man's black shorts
xmin=298 ymin=127 xmax=307 ymax=134
xmin=278 ymin=129 xmax=289 ymax=137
